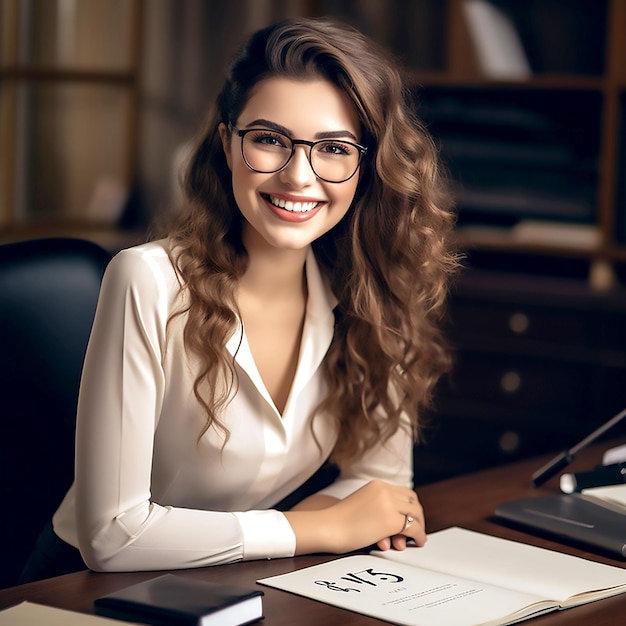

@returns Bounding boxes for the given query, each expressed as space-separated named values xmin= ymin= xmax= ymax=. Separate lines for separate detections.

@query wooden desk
xmin=1 ymin=440 xmax=625 ymax=625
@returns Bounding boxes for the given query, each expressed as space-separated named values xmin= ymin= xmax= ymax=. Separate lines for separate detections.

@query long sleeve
xmin=57 ymin=244 xmax=298 ymax=572
xmin=53 ymin=242 xmax=411 ymax=573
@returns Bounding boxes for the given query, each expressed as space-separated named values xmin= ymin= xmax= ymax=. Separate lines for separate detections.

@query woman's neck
xmin=239 ymin=241 xmax=309 ymax=301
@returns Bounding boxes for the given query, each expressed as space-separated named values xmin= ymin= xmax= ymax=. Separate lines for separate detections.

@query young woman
xmin=22 ymin=16 xmax=457 ymax=581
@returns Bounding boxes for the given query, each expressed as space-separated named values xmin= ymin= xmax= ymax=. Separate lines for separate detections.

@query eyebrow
xmin=243 ymin=118 xmax=359 ymax=142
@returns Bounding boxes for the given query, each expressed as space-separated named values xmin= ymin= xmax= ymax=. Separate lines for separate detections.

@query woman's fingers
xmin=318 ymin=481 xmax=428 ymax=554
xmin=393 ymin=489 xmax=426 ymax=547
xmin=377 ymin=537 xmax=392 ymax=551
xmin=355 ymin=482 xmax=426 ymax=549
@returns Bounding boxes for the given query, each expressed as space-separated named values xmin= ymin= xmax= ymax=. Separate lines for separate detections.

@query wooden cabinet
xmin=413 ymin=269 xmax=626 ymax=485
xmin=306 ymin=0 xmax=626 ymax=482
xmin=310 ymin=0 xmax=626 ymax=280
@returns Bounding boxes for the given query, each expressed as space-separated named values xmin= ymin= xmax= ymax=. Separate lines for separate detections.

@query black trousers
xmin=19 ymin=521 xmax=87 ymax=584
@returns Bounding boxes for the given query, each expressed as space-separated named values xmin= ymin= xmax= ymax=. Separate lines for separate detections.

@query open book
xmin=258 ymin=527 xmax=626 ymax=626
xmin=583 ymin=484 xmax=626 ymax=512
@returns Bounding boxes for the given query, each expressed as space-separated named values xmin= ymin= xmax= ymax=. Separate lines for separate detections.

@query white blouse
xmin=53 ymin=240 xmax=413 ymax=572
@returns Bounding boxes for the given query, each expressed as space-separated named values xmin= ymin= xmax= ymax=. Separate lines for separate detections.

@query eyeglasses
xmin=228 ymin=123 xmax=367 ymax=183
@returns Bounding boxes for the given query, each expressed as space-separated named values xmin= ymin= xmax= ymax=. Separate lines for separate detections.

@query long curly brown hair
xmin=164 ymin=17 xmax=458 ymax=469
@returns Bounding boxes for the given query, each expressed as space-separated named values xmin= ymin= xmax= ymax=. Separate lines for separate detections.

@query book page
xmin=374 ymin=527 xmax=626 ymax=608
xmin=582 ymin=484 xmax=626 ymax=512
xmin=259 ymin=554 xmax=556 ymax=626
xmin=0 ymin=602 xmax=138 ymax=626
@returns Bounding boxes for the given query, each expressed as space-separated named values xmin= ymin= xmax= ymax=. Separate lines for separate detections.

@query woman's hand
xmin=284 ymin=480 xmax=425 ymax=555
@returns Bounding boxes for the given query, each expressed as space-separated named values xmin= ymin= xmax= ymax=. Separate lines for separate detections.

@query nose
xmin=279 ymin=144 xmax=316 ymax=187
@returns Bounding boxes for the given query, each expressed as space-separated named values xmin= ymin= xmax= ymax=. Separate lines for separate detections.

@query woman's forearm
xmin=289 ymin=493 xmax=339 ymax=511
xmin=283 ymin=480 xmax=426 ymax=556
xmin=284 ymin=495 xmax=342 ymax=554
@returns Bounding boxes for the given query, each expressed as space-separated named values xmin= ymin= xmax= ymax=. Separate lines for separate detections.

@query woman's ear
xmin=218 ymin=123 xmax=233 ymax=171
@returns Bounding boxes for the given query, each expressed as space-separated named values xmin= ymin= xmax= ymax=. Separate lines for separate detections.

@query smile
xmin=265 ymin=194 xmax=320 ymax=213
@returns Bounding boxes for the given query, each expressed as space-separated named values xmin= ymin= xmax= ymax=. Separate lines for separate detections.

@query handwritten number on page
xmin=314 ymin=568 xmax=404 ymax=593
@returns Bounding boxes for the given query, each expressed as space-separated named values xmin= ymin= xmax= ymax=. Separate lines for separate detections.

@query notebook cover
xmin=495 ymin=494 xmax=626 ymax=559
xmin=94 ymin=574 xmax=264 ymax=626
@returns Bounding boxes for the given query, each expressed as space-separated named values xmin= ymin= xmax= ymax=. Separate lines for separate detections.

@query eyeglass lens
xmin=240 ymin=129 xmax=362 ymax=183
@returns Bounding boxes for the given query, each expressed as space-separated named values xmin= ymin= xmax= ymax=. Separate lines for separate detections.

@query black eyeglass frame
xmin=228 ymin=123 xmax=368 ymax=183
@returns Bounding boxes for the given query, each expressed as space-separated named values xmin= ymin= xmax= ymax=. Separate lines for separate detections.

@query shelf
xmin=402 ymin=0 xmax=625 ymax=277
xmin=455 ymin=224 xmax=602 ymax=257
xmin=411 ymin=71 xmax=607 ymax=91
xmin=0 ymin=66 xmax=137 ymax=84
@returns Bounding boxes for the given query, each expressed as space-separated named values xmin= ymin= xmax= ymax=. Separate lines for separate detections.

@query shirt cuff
xmin=232 ymin=510 xmax=296 ymax=560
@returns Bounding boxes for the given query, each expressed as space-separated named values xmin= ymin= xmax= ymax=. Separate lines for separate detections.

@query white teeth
xmin=268 ymin=195 xmax=319 ymax=213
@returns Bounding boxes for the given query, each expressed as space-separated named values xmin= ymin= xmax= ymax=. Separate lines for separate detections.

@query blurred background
xmin=2 ymin=0 xmax=626 ymax=482
xmin=4 ymin=0 xmax=453 ymax=244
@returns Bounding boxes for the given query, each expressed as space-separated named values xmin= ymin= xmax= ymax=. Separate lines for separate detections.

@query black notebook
xmin=495 ymin=493 xmax=626 ymax=559
xmin=94 ymin=574 xmax=264 ymax=626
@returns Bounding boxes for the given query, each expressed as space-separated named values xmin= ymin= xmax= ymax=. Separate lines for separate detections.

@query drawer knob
xmin=509 ymin=312 xmax=529 ymax=334
xmin=500 ymin=370 xmax=522 ymax=393
xmin=499 ymin=431 xmax=520 ymax=454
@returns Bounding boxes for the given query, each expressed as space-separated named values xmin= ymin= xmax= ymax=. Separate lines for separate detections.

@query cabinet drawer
xmin=441 ymin=352 xmax=592 ymax=418
xmin=448 ymin=301 xmax=595 ymax=347
xmin=413 ymin=415 xmax=569 ymax=485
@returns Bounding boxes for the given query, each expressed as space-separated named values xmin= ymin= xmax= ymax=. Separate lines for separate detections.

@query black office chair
xmin=0 ymin=237 xmax=111 ymax=588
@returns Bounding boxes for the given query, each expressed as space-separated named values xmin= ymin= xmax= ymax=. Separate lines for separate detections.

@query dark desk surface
xmin=2 ymin=440 xmax=625 ymax=625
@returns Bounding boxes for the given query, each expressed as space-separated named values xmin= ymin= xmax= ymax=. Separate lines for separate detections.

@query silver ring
xmin=403 ymin=515 xmax=414 ymax=532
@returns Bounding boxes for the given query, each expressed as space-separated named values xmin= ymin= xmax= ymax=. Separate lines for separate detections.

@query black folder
xmin=494 ymin=494 xmax=626 ymax=559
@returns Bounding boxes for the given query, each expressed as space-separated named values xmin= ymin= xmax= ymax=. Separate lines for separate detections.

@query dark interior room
xmin=2 ymin=6 xmax=626 ymax=624
xmin=2 ymin=0 xmax=626 ymax=482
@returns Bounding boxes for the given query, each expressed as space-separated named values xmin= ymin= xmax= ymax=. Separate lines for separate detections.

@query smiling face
xmin=219 ymin=77 xmax=362 ymax=253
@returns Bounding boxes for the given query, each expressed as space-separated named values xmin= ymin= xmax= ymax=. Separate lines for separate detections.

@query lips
xmin=264 ymin=194 xmax=320 ymax=213
xmin=261 ymin=193 xmax=325 ymax=223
